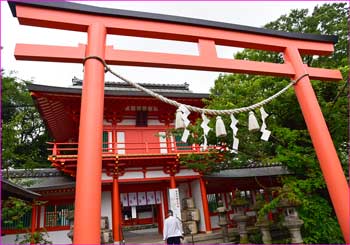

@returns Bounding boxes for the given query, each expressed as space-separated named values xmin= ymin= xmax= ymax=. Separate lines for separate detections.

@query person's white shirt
xmin=163 ymin=215 xmax=184 ymax=240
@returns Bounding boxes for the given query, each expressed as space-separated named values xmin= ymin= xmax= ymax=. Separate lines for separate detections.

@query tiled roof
xmin=1 ymin=178 xmax=41 ymax=200
xmin=205 ymin=165 xmax=289 ymax=178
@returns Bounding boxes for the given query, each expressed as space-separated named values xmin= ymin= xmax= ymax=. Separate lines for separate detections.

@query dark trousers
xmin=167 ymin=236 xmax=181 ymax=245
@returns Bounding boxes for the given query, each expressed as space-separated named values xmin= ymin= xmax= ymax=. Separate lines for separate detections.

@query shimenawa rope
xmin=82 ymin=55 xmax=309 ymax=116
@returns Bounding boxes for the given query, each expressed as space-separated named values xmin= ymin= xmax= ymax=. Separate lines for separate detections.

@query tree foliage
xmin=2 ymin=72 xmax=51 ymax=170
xmin=193 ymin=3 xmax=348 ymax=243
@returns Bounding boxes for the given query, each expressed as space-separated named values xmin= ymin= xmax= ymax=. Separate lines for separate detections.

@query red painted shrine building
xmin=2 ymin=80 xmax=288 ymax=244
xmin=5 ymin=1 xmax=348 ymax=243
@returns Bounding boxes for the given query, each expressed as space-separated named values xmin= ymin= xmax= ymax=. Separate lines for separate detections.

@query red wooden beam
xmin=15 ymin=4 xmax=334 ymax=55
xmin=15 ymin=43 xmax=342 ymax=81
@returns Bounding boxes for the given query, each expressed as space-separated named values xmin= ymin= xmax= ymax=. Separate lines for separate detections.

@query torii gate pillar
xmin=284 ymin=47 xmax=349 ymax=241
xmin=73 ymin=22 xmax=106 ymax=244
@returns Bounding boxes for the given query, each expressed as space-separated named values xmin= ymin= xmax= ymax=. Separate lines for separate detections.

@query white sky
xmin=0 ymin=1 xmax=342 ymax=93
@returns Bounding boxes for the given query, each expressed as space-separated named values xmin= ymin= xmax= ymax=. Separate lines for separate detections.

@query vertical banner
xmin=138 ymin=192 xmax=147 ymax=206
xmin=147 ymin=191 xmax=156 ymax=205
xmin=128 ymin=192 xmax=137 ymax=206
xmin=169 ymin=188 xmax=182 ymax=219
xmin=155 ymin=191 xmax=162 ymax=204
xmin=121 ymin=193 xmax=129 ymax=207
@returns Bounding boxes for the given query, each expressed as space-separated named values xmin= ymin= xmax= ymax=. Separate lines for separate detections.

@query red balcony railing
xmin=48 ymin=141 xmax=217 ymax=156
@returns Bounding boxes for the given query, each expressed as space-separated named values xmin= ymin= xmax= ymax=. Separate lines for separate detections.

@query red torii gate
xmin=8 ymin=1 xmax=349 ymax=244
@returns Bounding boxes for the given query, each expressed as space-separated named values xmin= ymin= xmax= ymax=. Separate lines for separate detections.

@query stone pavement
xmin=122 ymin=227 xmax=164 ymax=244
xmin=120 ymin=227 xmax=239 ymax=244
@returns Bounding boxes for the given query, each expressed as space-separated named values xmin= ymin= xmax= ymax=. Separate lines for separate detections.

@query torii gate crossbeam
xmin=8 ymin=1 xmax=349 ymax=244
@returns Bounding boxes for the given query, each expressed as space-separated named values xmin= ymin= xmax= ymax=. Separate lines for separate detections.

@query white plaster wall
xmin=102 ymin=172 xmax=112 ymax=181
xmin=40 ymin=205 xmax=45 ymax=227
xmin=103 ymin=119 xmax=112 ymax=125
xmin=146 ymin=170 xmax=169 ymax=178
xmin=1 ymin=230 xmax=71 ymax=244
xmin=177 ymin=169 xmax=199 ymax=177
xmin=119 ymin=171 xmax=144 ymax=179
xmin=178 ymin=183 xmax=189 ymax=206
xmin=118 ymin=119 xmax=136 ymax=125
xmin=148 ymin=119 xmax=163 ymax=125
xmin=101 ymin=191 xmax=112 ymax=229
xmin=191 ymin=179 xmax=205 ymax=232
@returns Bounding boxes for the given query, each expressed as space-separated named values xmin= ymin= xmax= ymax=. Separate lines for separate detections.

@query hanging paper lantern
xmin=216 ymin=116 xmax=227 ymax=137
xmin=248 ymin=111 xmax=260 ymax=132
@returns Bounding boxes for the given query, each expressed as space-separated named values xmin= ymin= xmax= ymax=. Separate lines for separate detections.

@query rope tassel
xmin=248 ymin=111 xmax=260 ymax=132
xmin=216 ymin=116 xmax=227 ymax=137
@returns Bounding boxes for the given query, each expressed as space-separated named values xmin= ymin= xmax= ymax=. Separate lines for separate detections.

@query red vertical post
xmin=30 ymin=204 xmax=37 ymax=244
xmin=112 ymin=123 xmax=116 ymax=154
xmin=73 ymin=22 xmax=107 ymax=244
xmin=284 ymin=46 xmax=349 ymax=243
xmin=157 ymin=203 xmax=164 ymax=234
xmin=36 ymin=205 xmax=41 ymax=230
xmin=163 ymin=189 xmax=169 ymax=214
xmin=199 ymin=177 xmax=212 ymax=233
xmin=112 ymin=177 xmax=121 ymax=242
xmin=170 ymin=174 xmax=176 ymax=189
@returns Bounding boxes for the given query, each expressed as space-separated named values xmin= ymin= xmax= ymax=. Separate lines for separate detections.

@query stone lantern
xmin=253 ymin=194 xmax=271 ymax=244
xmin=216 ymin=200 xmax=229 ymax=243
xmin=280 ymin=199 xmax=304 ymax=244
xmin=282 ymin=206 xmax=304 ymax=244
xmin=231 ymin=192 xmax=249 ymax=244
xmin=255 ymin=216 xmax=272 ymax=244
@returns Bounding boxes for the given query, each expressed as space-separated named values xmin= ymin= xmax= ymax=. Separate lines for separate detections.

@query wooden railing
xmin=48 ymin=141 xmax=216 ymax=156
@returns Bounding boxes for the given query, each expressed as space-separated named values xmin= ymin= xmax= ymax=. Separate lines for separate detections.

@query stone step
xmin=183 ymin=229 xmax=238 ymax=244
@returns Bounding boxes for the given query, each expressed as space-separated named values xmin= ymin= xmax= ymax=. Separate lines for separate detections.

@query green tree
xmin=201 ymin=3 xmax=347 ymax=243
xmin=2 ymin=71 xmax=51 ymax=170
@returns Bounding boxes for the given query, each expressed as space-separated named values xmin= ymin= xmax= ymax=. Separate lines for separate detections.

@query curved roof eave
xmin=8 ymin=1 xmax=337 ymax=44
xmin=26 ymin=83 xmax=210 ymax=100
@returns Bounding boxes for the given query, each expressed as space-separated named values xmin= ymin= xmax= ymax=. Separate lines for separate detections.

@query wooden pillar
xmin=112 ymin=177 xmax=121 ymax=242
xmin=284 ymin=47 xmax=349 ymax=243
xmin=73 ymin=22 xmax=107 ymax=244
xmin=163 ymin=189 xmax=169 ymax=214
xmin=170 ymin=173 xmax=176 ymax=189
xmin=199 ymin=177 xmax=212 ymax=233
xmin=30 ymin=204 xmax=37 ymax=244
xmin=36 ymin=205 xmax=41 ymax=230
xmin=157 ymin=204 xmax=164 ymax=234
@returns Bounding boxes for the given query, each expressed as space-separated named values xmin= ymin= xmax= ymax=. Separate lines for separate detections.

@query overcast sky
xmin=1 ymin=1 xmax=343 ymax=93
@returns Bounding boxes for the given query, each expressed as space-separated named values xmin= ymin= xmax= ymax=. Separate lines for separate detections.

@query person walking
xmin=163 ymin=210 xmax=184 ymax=245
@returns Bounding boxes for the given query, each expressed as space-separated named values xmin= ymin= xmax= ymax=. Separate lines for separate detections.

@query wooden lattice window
xmin=136 ymin=111 xmax=148 ymax=127
xmin=44 ymin=203 xmax=74 ymax=228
